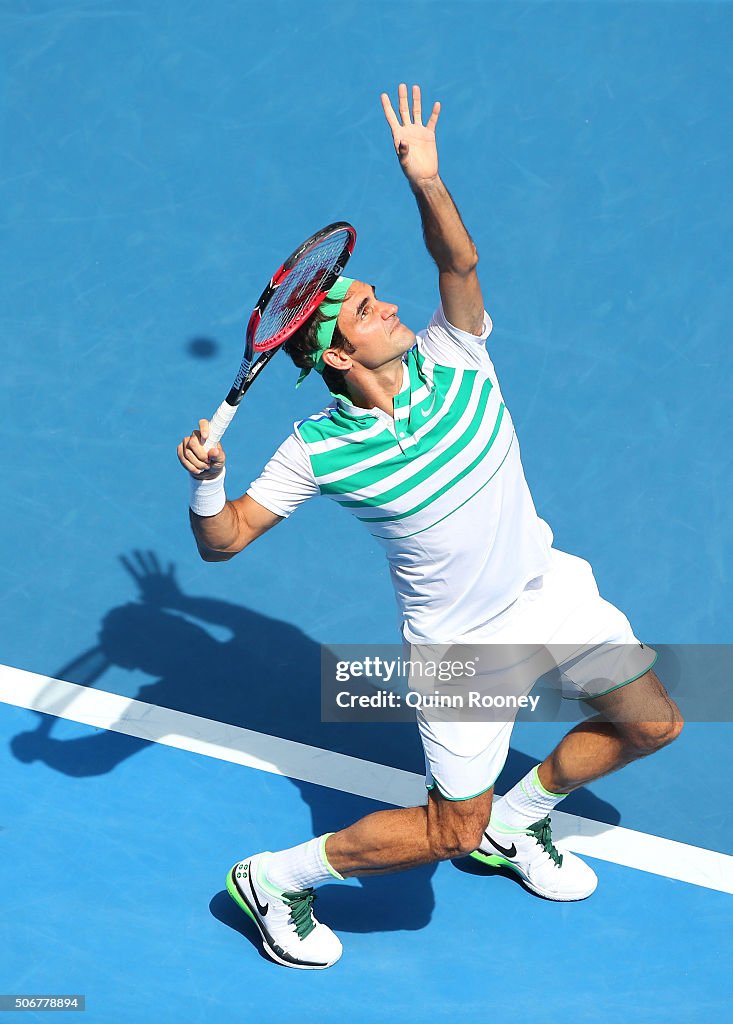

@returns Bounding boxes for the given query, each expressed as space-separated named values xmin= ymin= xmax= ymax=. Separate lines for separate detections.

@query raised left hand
xmin=380 ymin=83 xmax=440 ymax=187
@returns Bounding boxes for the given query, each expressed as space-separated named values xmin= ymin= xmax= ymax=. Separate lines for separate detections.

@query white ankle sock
xmin=263 ymin=834 xmax=344 ymax=893
xmin=492 ymin=765 xmax=567 ymax=830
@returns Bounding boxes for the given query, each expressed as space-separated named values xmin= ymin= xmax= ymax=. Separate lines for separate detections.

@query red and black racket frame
xmin=226 ymin=221 xmax=357 ymax=405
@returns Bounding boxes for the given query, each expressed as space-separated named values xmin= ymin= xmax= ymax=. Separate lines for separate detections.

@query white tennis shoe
xmin=227 ymin=853 xmax=343 ymax=969
xmin=471 ymin=815 xmax=598 ymax=901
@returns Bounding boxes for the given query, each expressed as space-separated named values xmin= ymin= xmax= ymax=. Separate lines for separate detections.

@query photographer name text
xmin=335 ymin=690 xmax=541 ymax=711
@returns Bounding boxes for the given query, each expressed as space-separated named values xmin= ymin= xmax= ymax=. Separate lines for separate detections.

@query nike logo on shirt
xmin=417 ymin=390 xmax=438 ymax=418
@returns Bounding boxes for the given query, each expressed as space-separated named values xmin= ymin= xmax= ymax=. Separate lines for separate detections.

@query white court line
xmin=1 ymin=662 xmax=732 ymax=896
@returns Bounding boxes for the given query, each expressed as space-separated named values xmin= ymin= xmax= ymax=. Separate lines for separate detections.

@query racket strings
xmin=253 ymin=231 xmax=350 ymax=349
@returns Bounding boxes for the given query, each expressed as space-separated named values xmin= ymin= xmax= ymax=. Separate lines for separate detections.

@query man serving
xmin=177 ymin=84 xmax=682 ymax=970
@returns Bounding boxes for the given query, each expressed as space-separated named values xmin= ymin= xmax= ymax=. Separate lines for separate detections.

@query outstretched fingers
xmin=426 ymin=100 xmax=441 ymax=131
xmin=381 ymin=84 xmax=440 ymax=131
xmin=412 ymin=84 xmax=422 ymax=124
xmin=397 ymin=82 xmax=411 ymax=124
xmin=380 ymin=91 xmax=399 ymax=131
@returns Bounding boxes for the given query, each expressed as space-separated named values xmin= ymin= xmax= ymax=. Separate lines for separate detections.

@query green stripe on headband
xmin=295 ymin=276 xmax=355 ymax=388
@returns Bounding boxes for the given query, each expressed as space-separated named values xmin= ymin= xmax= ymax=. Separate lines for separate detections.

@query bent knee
xmin=427 ymin=809 xmax=487 ymax=860
xmin=623 ymin=711 xmax=684 ymax=755
xmin=428 ymin=826 xmax=484 ymax=860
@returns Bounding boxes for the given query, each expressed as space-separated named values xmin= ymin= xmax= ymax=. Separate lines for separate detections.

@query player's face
xmin=336 ymin=281 xmax=414 ymax=370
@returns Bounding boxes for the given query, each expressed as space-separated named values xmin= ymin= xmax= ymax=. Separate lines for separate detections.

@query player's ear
xmin=322 ymin=348 xmax=352 ymax=372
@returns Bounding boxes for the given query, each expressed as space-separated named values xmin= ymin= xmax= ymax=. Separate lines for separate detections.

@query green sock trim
xmin=320 ymin=833 xmax=344 ymax=880
xmin=489 ymin=816 xmax=533 ymax=835
xmin=531 ymin=764 xmax=567 ymax=800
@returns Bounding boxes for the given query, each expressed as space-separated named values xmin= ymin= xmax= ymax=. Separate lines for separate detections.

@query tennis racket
xmin=204 ymin=221 xmax=357 ymax=450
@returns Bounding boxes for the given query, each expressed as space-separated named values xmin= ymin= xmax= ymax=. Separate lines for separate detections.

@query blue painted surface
xmin=1 ymin=706 xmax=731 ymax=1024
xmin=2 ymin=1 xmax=732 ymax=1017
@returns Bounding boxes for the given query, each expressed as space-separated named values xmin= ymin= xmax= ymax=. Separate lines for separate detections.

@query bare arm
xmin=412 ymin=177 xmax=483 ymax=336
xmin=188 ymin=494 xmax=282 ymax=562
xmin=177 ymin=418 xmax=283 ymax=561
xmin=381 ymin=83 xmax=485 ymax=336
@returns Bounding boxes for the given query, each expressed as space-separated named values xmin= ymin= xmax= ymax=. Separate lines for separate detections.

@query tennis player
xmin=177 ymin=84 xmax=683 ymax=970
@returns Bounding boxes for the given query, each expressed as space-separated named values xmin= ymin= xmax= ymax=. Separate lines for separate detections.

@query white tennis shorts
xmin=415 ymin=547 xmax=657 ymax=801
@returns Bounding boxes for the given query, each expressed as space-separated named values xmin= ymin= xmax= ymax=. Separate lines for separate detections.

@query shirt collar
xmin=335 ymin=358 xmax=412 ymax=421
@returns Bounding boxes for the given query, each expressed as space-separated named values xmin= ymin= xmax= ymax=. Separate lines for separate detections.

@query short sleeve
xmin=416 ymin=304 xmax=494 ymax=371
xmin=246 ymin=432 xmax=319 ymax=518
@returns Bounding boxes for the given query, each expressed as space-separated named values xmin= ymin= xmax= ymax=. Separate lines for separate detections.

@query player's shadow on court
xmin=8 ymin=550 xmax=620 ymax=935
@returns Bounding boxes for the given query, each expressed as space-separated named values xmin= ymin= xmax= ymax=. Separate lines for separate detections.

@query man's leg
xmin=228 ymin=787 xmax=493 ymax=969
xmin=325 ymin=786 xmax=494 ymax=877
xmin=231 ymin=698 xmax=510 ymax=968
xmin=537 ymin=667 xmax=684 ymax=795
xmin=474 ymin=669 xmax=683 ymax=899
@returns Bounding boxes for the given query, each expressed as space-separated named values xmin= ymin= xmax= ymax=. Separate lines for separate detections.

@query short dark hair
xmin=283 ymin=305 xmax=355 ymax=396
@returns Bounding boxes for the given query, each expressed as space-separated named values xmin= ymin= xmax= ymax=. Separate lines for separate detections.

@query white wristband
xmin=189 ymin=467 xmax=227 ymax=517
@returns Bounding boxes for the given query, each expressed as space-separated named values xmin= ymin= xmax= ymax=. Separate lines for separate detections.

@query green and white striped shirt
xmin=247 ymin=305 xmax=553 ymax=642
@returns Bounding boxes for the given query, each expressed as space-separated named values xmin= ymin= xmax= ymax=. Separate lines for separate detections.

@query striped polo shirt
xmin=247 ymin=305 xmax=553 ymax=643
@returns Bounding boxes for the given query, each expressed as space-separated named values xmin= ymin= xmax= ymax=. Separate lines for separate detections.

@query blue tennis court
xmin=1 ymin=2 xmax=732 ymax=1021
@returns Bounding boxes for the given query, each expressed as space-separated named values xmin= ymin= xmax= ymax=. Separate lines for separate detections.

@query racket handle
xmin=205 ymin=401 xmax=239 ymax=451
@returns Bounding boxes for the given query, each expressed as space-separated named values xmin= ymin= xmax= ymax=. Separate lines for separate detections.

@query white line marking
xmin=1 ymin=663 xmax=732 ymax=896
